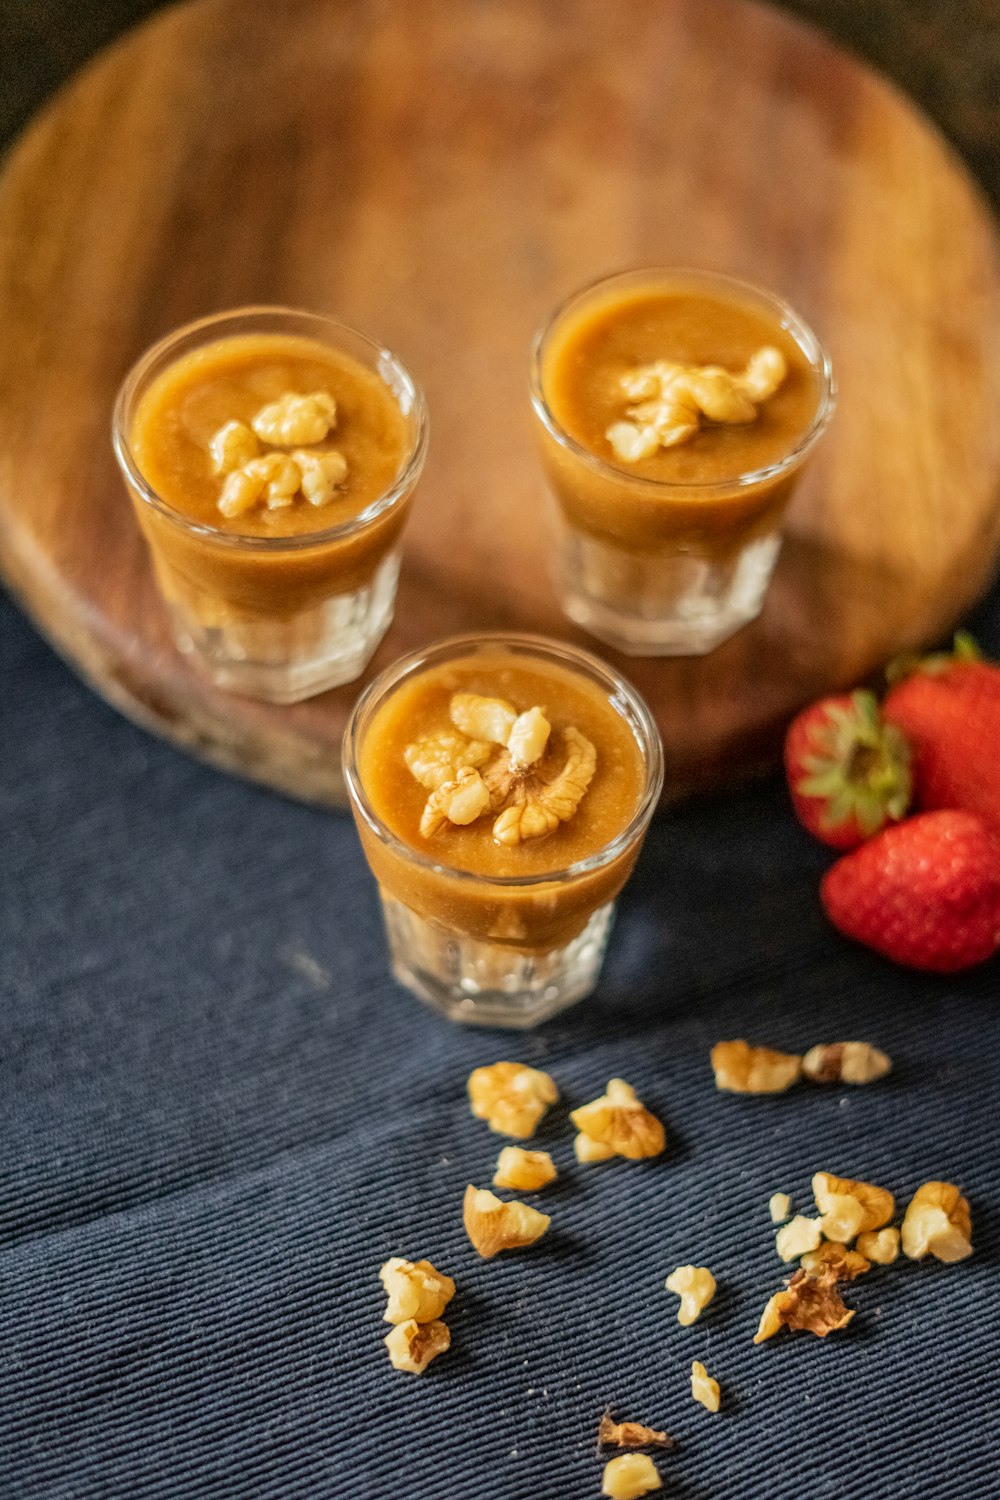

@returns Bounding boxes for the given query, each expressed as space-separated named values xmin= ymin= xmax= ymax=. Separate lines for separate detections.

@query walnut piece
xmin=690 ymin=1361 xmax=721 ymax=1413
xmin=812 ymin=1172 xmax=894 ymax=1240
xmin=506 ymin=706 xmax=551 ymax=768
xmin=491 ymin=726 xmax=597 ymax=846
xmin=492 ymin=1146 xmax=557 ymax=1192
xmin=463 ymin=1185 xmax=550 ymax=1258
xmin=378 ymin=1257 xmax=455 ymax=1325
xmin=665 ymin=1265 xmax=716 ymax=1325
xmin=801 ymin=1042 xmax=892 ymax=1086
xmin=800 ymin=1241 xmax=871 ymax=1281
xmin=467 ymin=1061 xmax=559 ymax=1138
xmin=769 ymin=1192 xmax=792 ymax=1224
xmin=251 ymin=390 xmax=336 ymax=446
xmin=450 ymin=693 xmax=517 ymax=745
xmin=597 ymin=1413 xmax=674 ymax=1450
xmin=404 ymin=732 xmax=493 ymax=790
xmin=293 ymin=448 xmax=348 ymax=506
xmin=210 ymin=419 xmax=260 ymax=473
xmin=901 ymin=1182 xmax=972 ymax=1262
xmin=607 ymin=347 xmax=787 ymax=462
xmin=775 ymin=1215 xmax=823 ymax=1263
xmin=754 ymin=1268 xmax=855 ymax=1343
xmin=856 ymin=1227 xmax=901 ymax=1265
xmin=710 ymin=1040 xmax=802 ymax=1094
xmin=601 ymin=1454 xmax=662 ymax=1498
xmin=384 ymin=1317 xmax=450 ymax=1373
xmin=570 ymin=1079 xmax=666 ymax=1161
xmin=419 ymin=767 xmax=492 ymax=836
xmin=574 ymin=1132 xmax=617 ymax=1164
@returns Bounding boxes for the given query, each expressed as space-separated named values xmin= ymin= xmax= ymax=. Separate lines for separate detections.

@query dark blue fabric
xmin=2 ymin=578 xmax=999 ymax=1499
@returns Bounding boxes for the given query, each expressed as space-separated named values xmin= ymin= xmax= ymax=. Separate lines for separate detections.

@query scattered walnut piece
xmin=802 ymin=1042 xmax=892 ymax=1086
xmin=754 ymin=1268 xmax=855 ymax=1344
xmin=378 ymin=1257 xmax=455 ymax=1325
xmin=419 ymin=767 xmax=492 ymax=836
xmin=570 ymin=1079 xmax=666 ymax=1161
xmin=493 ymin=1146 xmax=557 ymax=1192
xmin=901 ymin=1182 xmax=973 ymax=1263
xmin=467 ymin=1061 xmax=559 ymax=1138
xmin=664 ymin=1265 xmax=716 ymax=1325
xmin=384 ymin=1317 xmax=450 ymax=1373
xmin=690 ymin=1360 xmax=721 ymax=1413
xmin=251 ymin=389 xmax=336 ymax=446
xmin=800 ymin=1241 xmax=871 ymax=1281
xmin=574 ymin=1132 xmax=617 ymax=1165
xmin=769 ymin=1192 xmax=792 ymax=1224
xmin=597 ymin=1413 xmax=675 ymax=1451
xmin=710 ymin=1040 xmax=802 ymax=1094
xmin=209 ymin=419 xmax=260 ymax=473
xmin=856 ymin=1227 xmax=900 ymax=1265
xmin=601 ymin=1453 xmax=662 ymax=1498
xmin=812 ymin=1172 xmax=894 ymax=1241
xmin=775 ymin=1215 xmax=823 ymax=1263
xmin=463 ymin=1185 xmax=550 ymax=1258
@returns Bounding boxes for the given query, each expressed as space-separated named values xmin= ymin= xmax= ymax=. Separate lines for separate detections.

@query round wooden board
xmin=2 ymin=0 xmax=1000 ymax=808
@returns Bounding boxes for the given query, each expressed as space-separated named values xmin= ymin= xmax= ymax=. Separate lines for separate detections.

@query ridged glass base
xmin=556 ymin=528 xmax=783 ymax=656
xmin=380 ymin=892 xmax=615 ymax=1027
xmin=170 ymin=549 xmax=401 ymax=702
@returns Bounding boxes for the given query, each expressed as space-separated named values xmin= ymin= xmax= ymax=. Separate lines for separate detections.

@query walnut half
xmin=463 ymin=1185 xmax=550 ymax=1258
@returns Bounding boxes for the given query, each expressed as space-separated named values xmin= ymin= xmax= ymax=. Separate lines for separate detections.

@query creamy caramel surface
xmin=358 ymin=654 xmax=647 ymax=879
xmin=542 ymin=284 xmax=819 ymax=485
xmin=130 ymin=332 xmax=408 ymax=537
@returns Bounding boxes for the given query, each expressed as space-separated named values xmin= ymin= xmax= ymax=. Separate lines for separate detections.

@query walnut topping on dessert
xmin=405 ymin=694 xmax=597 ymax=845
xmin=211 ymin=391 xmax=347 ymax=517
xmin=710 ymin=1040 xmax=802 ymax=1094
xmin=606 ymin=347 xmax=787 ymax=462
xmin=597 ymin=1413 xmax=675 ymax=1450
xmin=210 ymin=418 xmax=260 ymax=473
xmin=570 ymin=1078 xmax=665 ymax=1161
xmin=754 ymin=1267 xmax=855 ymax=1343
xmin=901 ymin=1182 xmax=972 ymax=1262
xmin=251 ymin=390 xmax=337 ymax=446
xmin=384 ymin=1316 xmax=450 ymax=1373
xmin=462 ymin=1185 xmax=551 ymax=1257
xmin=467 ymin=1061 xmax=559 ymax=1137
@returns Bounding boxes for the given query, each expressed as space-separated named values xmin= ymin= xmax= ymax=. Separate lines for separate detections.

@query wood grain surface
xmin=1 ymin=0 xmax=999 ymax=807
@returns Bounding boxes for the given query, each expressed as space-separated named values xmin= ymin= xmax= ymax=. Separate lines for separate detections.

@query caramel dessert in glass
xmin=531 ymin=268 xmax=835 ymax=655
xmin=113 ymin=308 xmax=428 ymax=701
xmin=344 ymin=634 xmax=663 ymax=1027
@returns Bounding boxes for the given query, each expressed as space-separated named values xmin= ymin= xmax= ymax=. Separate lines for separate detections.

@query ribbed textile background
xmin=2 ymin=582 xmax=999 ymax=1499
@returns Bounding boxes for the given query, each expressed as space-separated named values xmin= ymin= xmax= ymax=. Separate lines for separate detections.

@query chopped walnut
xmin=467 ymin=1061 xmax=559 ymax=1138
xmin=403 ymin=732 xmax=493 ymax=790
xmin=493 ymin=1146 xmax=557 ymax=1192
xmin=378 ymin=1257 xmax=455 ymax=1325
xmin=384 ymin=1316 xmax=450 ymax=1373
xmin=450 ymin=693 xmax=517 ymax=745
xmin=690 ymin=1361 xmax=721 ymax=1413
xmin=800 ymin=1241 xmax=871 ymax=1281
xmin=856 ymin=1227 xmax=901 ymax=1265
xmin=775 ymin=1215 xmax=823 ymax=1263
xmin=812 ymin=1172 xmax=894 ymax=1240
xmin=506 ymin=706 xmax=551 ymax=768
xmin=664 ymin=1265 xmax=716 ymax=1325
xmin=710 ymin=1040 xmax=802 ymax=1094
xmin=209 ymin=419 xmax=260 ymax=473
xmin=251 ymin=390 xmax=336 ymax=446
xmin=901 ymin=1182 xmax=972 ymax=1263
xmin=293 ymin=448 xmax=348 ymax=506
xmin=769 ymin=1192 xmax=792 ymax=1224
xmin=606 ymin=347 xmax=787 ymax=462
xmin=462 ymin=1185 xmax=550 ymax=1258
xmin=801 ymin=1042 xmax=892 ymax=1086
xmin=491 ymin=726 xmax=597 ymax=846
xmin=753 ymin=1268 xmax=855 ymax=1343
xmin=419 ymin=767 xmax=492 ymax=836
xmin=574 ymin=1132 xmax=617 ymax=1164
xmin=218 ymin=463 xmax=269 ymax=519
xmin=601 ymin=1454 xmax=662 ymax=1498
xmin=597 ymin=1413 xmax=675 ymax=1450
xmin=570 ymin=1079 xmax=666 ymax=1161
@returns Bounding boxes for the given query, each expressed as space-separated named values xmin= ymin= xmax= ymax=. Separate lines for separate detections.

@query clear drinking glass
xmin=530 ymin=268 xmax=835 ymax=656
xmin=113 ymin=308 xmax=428 ymax=702
xmin=343 ymin=634 xmax=664 ymax=1028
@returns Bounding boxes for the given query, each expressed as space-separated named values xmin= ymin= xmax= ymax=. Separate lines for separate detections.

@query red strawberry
xmin=821 ymin=809 xmax=1000 ymax=972
xmin=883 ymin=634 xmax=1000 ymax=832
xmin=784 ymin=690 xmax=912 ymax=849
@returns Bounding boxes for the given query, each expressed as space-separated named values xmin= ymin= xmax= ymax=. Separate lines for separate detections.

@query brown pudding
xmin=350 ymin=646 xmax=657 ymax=950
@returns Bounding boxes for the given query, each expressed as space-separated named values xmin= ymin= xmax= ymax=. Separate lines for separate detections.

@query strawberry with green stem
xmin=784 ymin=690 xmax=912 ymax=849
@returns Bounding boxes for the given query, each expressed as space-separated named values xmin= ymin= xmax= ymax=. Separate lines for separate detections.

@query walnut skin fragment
xmin=597 ymin=1413 xmax=675 ymax=1451
xmin=754 ymin=1268 xmax=855 ymax=1344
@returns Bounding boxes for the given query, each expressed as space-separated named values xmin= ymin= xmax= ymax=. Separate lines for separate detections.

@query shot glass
xmin=343 ymin=634 xmax=664 ymax=1028
xmin=530 ymin=268 xmax=835 ymax=656
xmin=113 ymin=307 xmax=428 ymax=702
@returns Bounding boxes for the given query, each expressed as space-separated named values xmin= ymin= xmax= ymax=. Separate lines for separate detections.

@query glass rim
xmin=529 ymin=265 xmax=836 ymax=495
xmin=111 ymin=305 xmax=429 ymax=552
xmin=342 ymin=631 xmax=665 ymax=888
